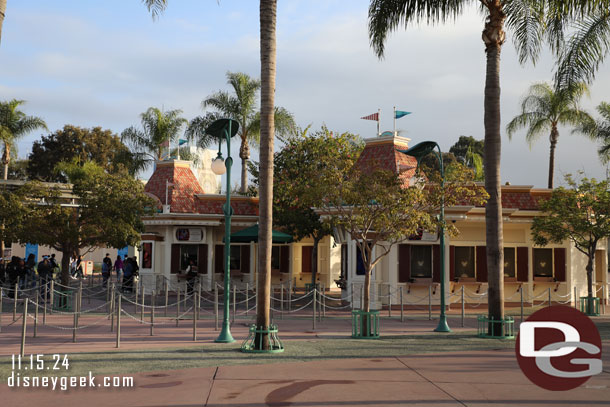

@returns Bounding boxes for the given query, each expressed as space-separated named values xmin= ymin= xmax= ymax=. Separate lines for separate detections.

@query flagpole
xmin=393 ymin=106 xmax=396 ymax=137
xmin=377 ymin=108 xmax=381 ymax=136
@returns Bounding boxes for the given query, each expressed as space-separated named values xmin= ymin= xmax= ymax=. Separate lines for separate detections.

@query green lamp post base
xmin=434 ymin=315 xmax=451 ymax=333
xmin=215 ymin=324 xmax=235 ymax=343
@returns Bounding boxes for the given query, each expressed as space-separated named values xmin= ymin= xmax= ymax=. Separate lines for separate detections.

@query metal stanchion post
xmin=50 ymin=280 xmax=54 ymax=314
xmin=77 ymin=281 xmax=83 ymax=328
xmin=116 ymin=294 xmax=121 ymax=348
xmin=312 ymin=288 xmax=316 ymax=330
xmin=400 ymin=286 xmax=404 ymax=322
xmin=280 ymin=284 xmax=284 ymax=320
xmin=165 ymin=281 xmax=169 ymax=317
xmin=388 ymin=284 xmax=392 ymax=318
xmin=232 ymin=284 xmax=236 ymax=324
xmin=110 ymin=288 xmax=115 ymax=332
xmin=150 ymin=290 xmax=154 ymax=336
xmin=288 ymin=282 xmax=292 ymax=311
xmin=72 ymin=305 xmax=77 ymax=343
xmin=461 ymin=286 xmax=465 ymax=328
xmin=177 ymin=287 xmax=181 ymax=319
xmin=33 ymin=293 xmax=38 ymax=338
xmin=43 ymin=284 xmax=47 ymax=325
xmin=20 ymin=298 xmax=28 ymax=357
xmin=197 ymin=281 xmax=202 ymax=320
xmin=428 ymin=285 xmax=432 ymax=320
xmin=140 ymin=288 xmax=145 ymax=323
xmin=548 ymin=287 xmax=551 ymax=307
xmin=193 ymin=291 xmax=198 ymax=341
xmin=135 ymin=280 xmax=139 ymax=315
xmin=246 ymin=282 xmax=249 ymax=316
xmin=13 ymin=283 xmax=18 ymax=322
xmin=214 ymin=288 xmax=219 ymax=331
xmin=322 ymin=284 xmax=326 ymax=318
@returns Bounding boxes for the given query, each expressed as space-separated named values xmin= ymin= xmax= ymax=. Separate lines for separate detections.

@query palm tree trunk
xmin=0 ymin=0 xmax=6 ymax=45
xmin=1 ymin=141 xmax=9 ymax=260
xmin=548 ymin=126 xmax=559 ymax=189
xmin=239 ymin=139 xmax=250 ymax=193
xmin=255 ymin=0 xmax=277 ymax=350
xmin=482 ymin=2 xmax=505 ymax=336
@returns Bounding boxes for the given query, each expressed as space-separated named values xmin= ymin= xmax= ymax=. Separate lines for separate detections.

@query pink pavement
xmin=2 ymin=350 xmax=610 ymax=407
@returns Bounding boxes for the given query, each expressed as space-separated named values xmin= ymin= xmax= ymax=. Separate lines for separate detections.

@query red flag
xmin=361 ymin=113 xmax=379 ymax=121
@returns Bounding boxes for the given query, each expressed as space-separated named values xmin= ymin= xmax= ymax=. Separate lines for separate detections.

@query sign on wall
xmin=25 ymin=243 xmax=38 ymax=263
xmin=175 ymin=228 xmax=205 ymax=242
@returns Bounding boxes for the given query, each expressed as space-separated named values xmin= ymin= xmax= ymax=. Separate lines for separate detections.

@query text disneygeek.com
xmin=7 ymin=354 xmax=134 ymax=391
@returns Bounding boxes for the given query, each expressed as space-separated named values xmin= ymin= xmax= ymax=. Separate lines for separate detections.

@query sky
xmin=1 ymin=0 xmax=609 ymax=188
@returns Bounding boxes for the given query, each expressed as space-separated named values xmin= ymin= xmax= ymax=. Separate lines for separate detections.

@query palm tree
xmin=555 ymin=10 xmax=610 ymax=89
xmin=0 ymin=98 xmax=47 ymax=263
xmin=0 ymin=0 xmax=6 ymax=44
xmin=257 ymin=0 xmax=277 ymax=350
xmin=0 ymin=99 xmax=47 ymax=180
xmin=367 ymin=0 xmax=601 ymax=334
xmin=573 ymin=102 xmax=610 ymax=163
xmin=189 ymin=71 xmax=295 ymax=193
xmin=507 ymin=82 xmax=593 ymax=188
xmin=121 ymin=107 xmax=187 ymax=170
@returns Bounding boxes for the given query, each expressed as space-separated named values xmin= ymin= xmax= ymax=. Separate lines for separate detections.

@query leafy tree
xmin=294 ymin=130 xmax=486 ymax=321
xmin=573 ymin=101 xmax=610 ymax=163
xmin=507 ymin=82 xmax=593 ymax=188
xmin=367 ymin=0 xmax=607 ymax=332
xmin=7 ymin=159 xmax=28 ymax=180
xmin=188 ymin=71 xmax=295 ymax=193
xmin=1 ymin=162 xmax=154 ymax=284
xmin=28 ymin=125 xmax=141 ymax=182
xmin=259 ymin=128 xmax=364 ymax=287
xmin=121 ymin=107 xmax=188 ymax=172
xmin=531 ymin=174 xmax=610 ymax=314
xmin=0 ymin=99 xmax=47 ymax=180
xmin=449 ymin=136 xmax=485 ymax=181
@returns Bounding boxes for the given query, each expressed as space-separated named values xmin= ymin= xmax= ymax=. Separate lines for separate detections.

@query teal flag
xmin=395 ymin=110 xmax=411 ymax=119
xmin=178 ymin=139 xmax=188 ymax=146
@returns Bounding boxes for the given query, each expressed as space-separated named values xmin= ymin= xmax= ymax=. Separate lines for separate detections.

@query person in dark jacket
xmin=184 ymin=259 xmax=198 ymax=296
xmin=24 ymin=253 xmax=36 ymax=289
xmin=75 ymin=255 xmax=84 ymax=279
xmin=6 ymin=257 xmax=22 ymax=296
xmin=0 ymin=258 xmax=5 ymax=290
xmin=37 ymin=256 xmax=53 ymax=301
xmin=122 ymin=258 xmax=134 ymax=293
xmin=101 ymin=253 xmax=112 ymax=288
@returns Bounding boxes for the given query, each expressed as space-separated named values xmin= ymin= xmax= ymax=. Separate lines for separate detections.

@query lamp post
xmin=206 ymin=119 xmax=240 ymax=343
xmin=398 ymin=141 xmax=451 ymax=333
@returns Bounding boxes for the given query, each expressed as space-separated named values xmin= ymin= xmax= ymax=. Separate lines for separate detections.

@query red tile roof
xmin=353 ymin=135 xmax=418 ymax=186
xmin=144 ymin=161 xmax=203 ymax=213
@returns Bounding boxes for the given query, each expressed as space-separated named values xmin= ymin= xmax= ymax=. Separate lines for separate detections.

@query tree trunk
xmin=1 ymin=141 xmax=9 ymax=260
xmin=363 ymin=267 xmax=371 ymax=313
xmin=255 ymin=0 xmax=277 ymax=350
xmin=482 ymin=2 xmax=506 ymax=336
xmin=61 ymin=247 xmax=71 ymax=287
xmin=585 ymin=246 xmax=596 ymax=315
xmin=311 ymin=236 xmax=320 ymax=286
xmin=548 ymin=125 xmax=559 ymax=189
xmin=0 ymin=0 xmax=6 ymax=45
xmin=240 ymin=138 xmax=250 ymax=193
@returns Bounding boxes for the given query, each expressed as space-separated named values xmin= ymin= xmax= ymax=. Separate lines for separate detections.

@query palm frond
xmin=555 ymin=11 xmax=610 ymax=88
xmin=142 ymin=0 xmax=168 ymax=20
xmin=368 ymin=0 xmax=468 ymax=58
xmin=505 ymin=0 xmax=545 ymax=65
xmin=185 ymin=112 xmax=221 ymax=149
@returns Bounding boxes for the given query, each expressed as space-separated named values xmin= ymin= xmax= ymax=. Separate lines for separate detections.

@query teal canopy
xmin=224 ymin=224 xmax=293 ymax=243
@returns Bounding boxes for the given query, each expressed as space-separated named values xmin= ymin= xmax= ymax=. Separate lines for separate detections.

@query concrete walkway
xmin=2 ymin=349 xmax=610 ymax=407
